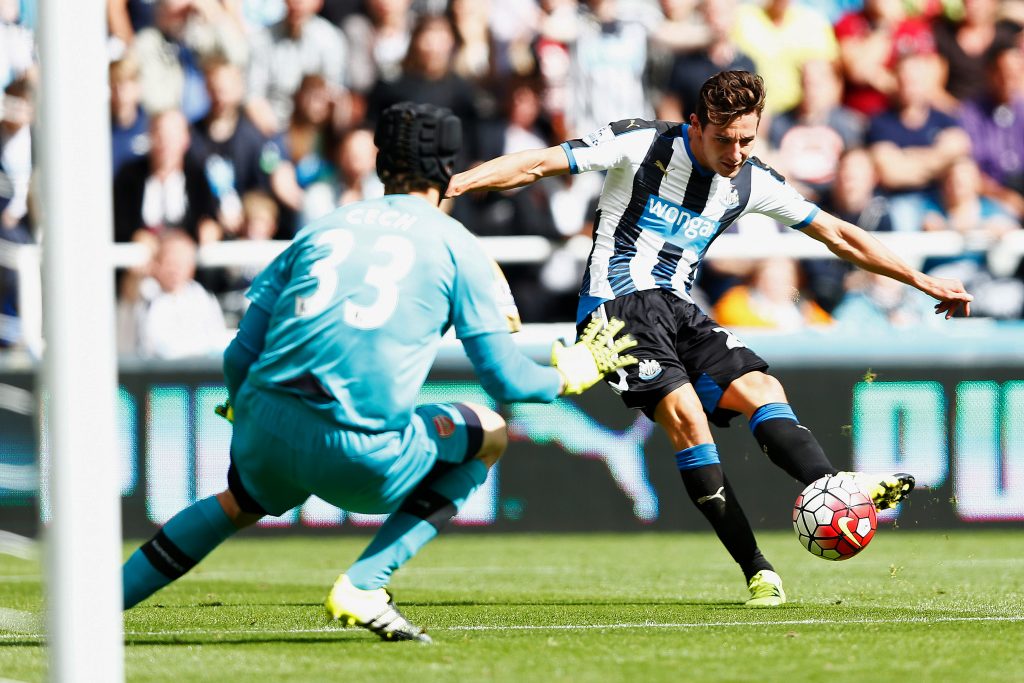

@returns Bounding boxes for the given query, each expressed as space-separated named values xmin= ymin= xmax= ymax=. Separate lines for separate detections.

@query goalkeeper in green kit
xmin=120 ymin=102 xmax=638 ymax=643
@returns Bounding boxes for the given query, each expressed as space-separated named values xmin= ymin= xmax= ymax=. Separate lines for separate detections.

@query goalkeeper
xmin=121 ymin=102 xmax=637 ymax=643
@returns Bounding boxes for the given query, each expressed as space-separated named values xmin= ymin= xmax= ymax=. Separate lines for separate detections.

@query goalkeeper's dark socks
xmin=122 ymin=495 xmax=237 ymax=609
xmin=676 ymin=446 xmax=773 ymax=582
xmin=346 ymin=459 xmax=488 ymax=590
xmin=750 ymin=403 xmax=838 ymax=486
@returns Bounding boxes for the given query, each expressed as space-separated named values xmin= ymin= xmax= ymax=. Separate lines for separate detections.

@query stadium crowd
xmin=1 ymin=0 xmax=1024 ymax=356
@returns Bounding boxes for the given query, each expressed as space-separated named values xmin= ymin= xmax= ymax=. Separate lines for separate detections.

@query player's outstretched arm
xmin=462 ymin=318 xmax=638 ymax=402
xmin=446 ymin=146 xmax=570 ymax=198
xmin=802 ymin=210 xmax=973 ymax=319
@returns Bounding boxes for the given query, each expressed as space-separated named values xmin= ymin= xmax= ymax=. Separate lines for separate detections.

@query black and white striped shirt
xmin=560 ymin=119 xmax=819 ymax=323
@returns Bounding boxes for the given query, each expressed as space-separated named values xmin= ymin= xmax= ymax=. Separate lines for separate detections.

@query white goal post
xmin=38 ymin=0 xmax=124 ymax=681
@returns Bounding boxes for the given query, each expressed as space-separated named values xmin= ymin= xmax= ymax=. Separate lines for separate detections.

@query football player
xmin=121 ymin=102 xmax=638 ymax=641
xmin=447 ymin=70 xmax=972 ymax=606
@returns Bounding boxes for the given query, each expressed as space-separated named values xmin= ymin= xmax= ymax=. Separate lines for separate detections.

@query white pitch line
xmin=0 ymin=531 xmax=38 ymax=561
xmin=0 ymin=608 xmax=42 ymax=634
xmin=0 ymin=383 xmax=33 ymax=416
xmin=1 ymin=614 xmax=1022 ymax=641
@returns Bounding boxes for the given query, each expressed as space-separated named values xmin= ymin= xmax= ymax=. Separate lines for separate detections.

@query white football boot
xmin=325 ymin=574 xmax=432 ymax=643
xmin=745 ymin=569 xmax=786 ymax=607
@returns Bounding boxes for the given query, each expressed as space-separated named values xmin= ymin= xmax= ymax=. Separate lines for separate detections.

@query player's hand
xmin=552 ymin=317 xmax=639 ymax=395
xmin=922 ymin=276 xmax=973 ymax=319
xmin=445 ymin=171 xmax=469 ymax=199
xmin=214 ymin=402 xmax=234 ymax=423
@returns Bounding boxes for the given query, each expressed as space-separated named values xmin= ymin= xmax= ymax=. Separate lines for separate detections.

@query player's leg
xmin=653 ymin=386 xmax=780 ymax=605
xmin=343 ymin=402 xmax=503 ymax=589
xmin=122 ymin=486 xmax=263 ymax=609
xmin=325 ymin=402 xmax=505 ymax=642
xmin=720 ymin=371 xmax=838 ymax=484
xmin=720 ymin=371 xmax=915 ymax=509
xmin=124 ymin=398 xmax=308 ymax=609
xmin=592 ymin=292 xmax=780 ymax=604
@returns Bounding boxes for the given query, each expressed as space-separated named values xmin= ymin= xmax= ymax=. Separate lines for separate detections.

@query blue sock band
xmin=749 ymin=403 xmax=798 ymax=433
xmin=675 ymin=443 xmax=720 ymax=471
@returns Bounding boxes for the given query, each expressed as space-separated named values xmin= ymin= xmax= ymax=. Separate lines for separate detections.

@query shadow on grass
xmin=124 ymin=634 xmax=373 ymax=647
xmin=150 ymin=598 xmax=750 ymax=609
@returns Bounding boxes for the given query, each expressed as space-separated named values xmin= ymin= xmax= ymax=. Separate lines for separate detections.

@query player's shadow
xmin=123 ymin=633 xmax=374 ymax=647
xmin=237 ymin=599 xmax=744 ymax=608
xmin=0 ymin=638 xmax=43 ymax=647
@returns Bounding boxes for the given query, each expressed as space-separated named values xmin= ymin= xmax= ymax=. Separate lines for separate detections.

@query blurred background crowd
xmin=1 ymin=0 xmax=1023 ymax=358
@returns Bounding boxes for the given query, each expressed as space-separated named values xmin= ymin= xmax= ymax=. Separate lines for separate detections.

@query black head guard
xmin=374 ymin=102 xmax=462 ymax=194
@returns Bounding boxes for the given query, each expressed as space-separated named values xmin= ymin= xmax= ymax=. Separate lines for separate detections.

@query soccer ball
xmin=793 ymin=475 xmax=877 ymax=561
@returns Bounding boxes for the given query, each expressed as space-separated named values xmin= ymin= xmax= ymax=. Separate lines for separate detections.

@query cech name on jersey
xmin=344 ymin=207 xmax=419 ymax=230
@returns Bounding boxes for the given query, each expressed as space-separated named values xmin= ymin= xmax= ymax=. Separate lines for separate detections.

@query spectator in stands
xmin=332 ymin=126 xmax=383 ymax=207
xmin=567 ymin=0 xmax=652 ymax=136
xmin=923 ymin=157 xmax=1019 ymax=239
xmin=301 ymin=125 xmax=383 ymax=218
xmin=478 ymin=76 xmax=550 ymax=160
xmin=453 ymin=76 xmax=560 ymax=241
xmin=833 ymin=0 xmax=911 ymax=117
xmin=649 ymin=0 xmax=709 ymax=56
xmin=341 ymin=0 xmax=414 ymax=96
xmin=486 ymin=0 xmax=543 ymax=79
xmin=279 ymin=73 xmax=336 ymax=229
xmin=114 ymin=108 xmax=221 ymax=244
xmin=659 ymin=0 xmax=755 ymax=122
xmin=645 ymin=0 xmax=704 ymax=118
xmin=822 ymin=147 xmax=894 ymax=232
xmin=110 ymin=56 xmax=151 ymax=177
xmin=118 ymin=228 xmax=228 ymax=359
xmin=732 ymin=0 xmax=839 ymax=116
xmin=190 ymin=55 xmax=300 ymax=235
xmin=932 ymin=0 xmax=1022 ymax=103
xmin=832 ymin=270 xmax=944 ymax=328
xmin=0 ymin=0 xmax=35 ymax=90
xmin=712 ymin=257 xmax=832 ymax=331
xmin=921 ymin=158 xmax=1024 ymax=319
xmin=533 ymin=0 xmax=577 ymax=141
xmin=316 ymin=0 xmax=361 ymax=26
xmin=366 ymin=14 xmax=482 ymax=162
xmin=107 ymin=0 xmax=178 ymax=48
xmin=237 ymin=0 xmax=286 ymax=35
xmin=132 ymin=0 xmax=249 ymax=122
xmin=217 ymin=189 xmax=280 ymax=325
xmin=449 ymin=0 xmax=496 ymax=86
xmin=0 ymin=77 xmax=33 ymax=234
xmin=0 ymin=74 xmax=33 ymax=346
xmin=768 ymin=59 xmax=865 ymax=202
xmin=866 ymin=34 xmax=971 ymax=231
xmin=246 ymin=0 xmax=348 ymax=135
xmin=805 ymin=147 xmax=897 ymax=311
xmin=958 ymin=43 xmax=1024 ymax=219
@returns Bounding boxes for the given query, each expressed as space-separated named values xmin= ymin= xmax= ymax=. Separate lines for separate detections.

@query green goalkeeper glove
xmin=552 ymin=317 xmax=639 ymax=395
xmin=214 ymin=402 xmax=234 ymax=423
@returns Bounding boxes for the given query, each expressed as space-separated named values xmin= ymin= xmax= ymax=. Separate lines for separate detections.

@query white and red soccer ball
xmin=793 ymin=475 xmax=877 ymax=561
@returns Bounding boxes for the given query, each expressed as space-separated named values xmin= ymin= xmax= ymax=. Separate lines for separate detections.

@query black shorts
xmin=580 ymin=289 xmax=769 ymax=427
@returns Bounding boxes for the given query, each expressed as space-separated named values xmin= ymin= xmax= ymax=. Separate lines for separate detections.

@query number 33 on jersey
xmin=241 ymin=195 xmax=518 ymax=432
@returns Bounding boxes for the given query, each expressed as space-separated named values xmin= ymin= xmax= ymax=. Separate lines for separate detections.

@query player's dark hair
xmin=695 ymin=71 xmax=766 ymax=129
xmin=375 ymin=101 xmax=462 ymax=195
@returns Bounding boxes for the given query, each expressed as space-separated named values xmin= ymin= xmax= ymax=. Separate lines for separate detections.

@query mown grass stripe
xmin=1 ymin=614 xmax=1022 ymax=641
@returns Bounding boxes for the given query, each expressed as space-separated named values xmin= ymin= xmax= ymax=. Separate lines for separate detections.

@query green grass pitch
xmin=1 ymin=531 xmax=1022 ymax=682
